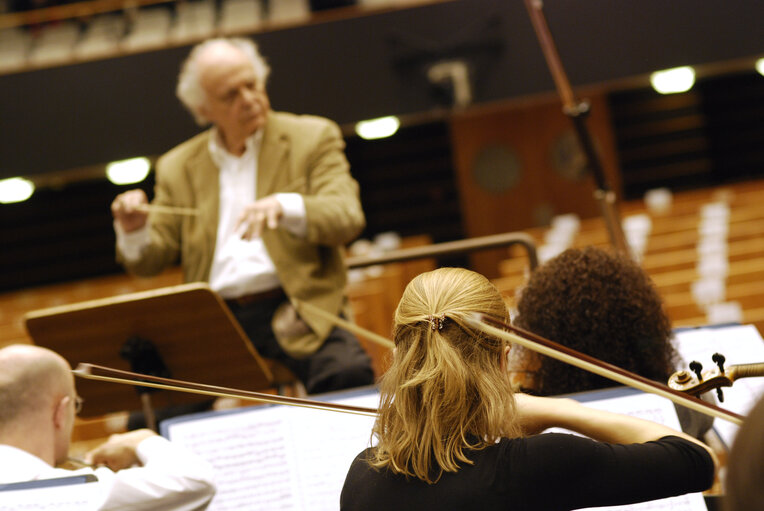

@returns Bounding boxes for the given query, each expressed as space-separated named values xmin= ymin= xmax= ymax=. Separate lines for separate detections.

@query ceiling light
xmin=106 ymin=157 xmax=151 ymax=185
xmin=650 ymin=66 xmax=696 ymax=94
xmin=355 ymin=116 xmax=400 ymax=140
xmin=0 ymin=177 xmax=35 ymax=204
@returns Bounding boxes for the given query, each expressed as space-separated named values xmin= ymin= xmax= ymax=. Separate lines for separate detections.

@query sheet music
xmin=553 ymin=390 xmax=708 ymax=511
xmin=285 ymin=394 xmax=380 ymax=510
xmin=673 ymin=324 xmax=764 ymax=447
xmin=170 ymin=411 xmax=296 ymax=509
xmin=163 ymin=390 xmax=379 ymax=511
xmin=578 ymin=391 xmax=682 ymax=426
xmin=0 ymin=475 xmax=100 ymax=511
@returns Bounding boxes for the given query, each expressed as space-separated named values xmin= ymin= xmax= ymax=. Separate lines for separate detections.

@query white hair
xmin=176 ymin=38 xmax=271 ymax=126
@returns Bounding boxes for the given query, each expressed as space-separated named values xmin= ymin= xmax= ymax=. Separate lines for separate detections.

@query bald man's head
xmin=0 ymin=345 xmax=73 ymax=428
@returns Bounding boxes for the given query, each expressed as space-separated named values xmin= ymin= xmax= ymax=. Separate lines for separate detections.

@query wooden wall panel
xmin=448 ymin=94 xmax=622 ymax=277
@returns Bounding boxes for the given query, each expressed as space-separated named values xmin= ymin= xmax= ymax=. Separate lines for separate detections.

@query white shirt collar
xmin=0 ymin=445 xmax=53 ymax=481
xmin=208 ymin=128 xmax=263 ymax=167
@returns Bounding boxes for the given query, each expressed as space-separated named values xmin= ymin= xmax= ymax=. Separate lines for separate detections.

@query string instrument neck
xmin=730 ymin=362 xmax=764 ymax=380
xmin=668 ymin=362 xmax=764 ymax=396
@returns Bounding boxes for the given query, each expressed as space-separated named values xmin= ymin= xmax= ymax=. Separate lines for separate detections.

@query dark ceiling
xmin=1 ymin=0 xmax=763 ymax=179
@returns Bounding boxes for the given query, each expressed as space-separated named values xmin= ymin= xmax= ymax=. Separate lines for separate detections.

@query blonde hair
xmin=370 ymin=267 xmax=522 ymax=483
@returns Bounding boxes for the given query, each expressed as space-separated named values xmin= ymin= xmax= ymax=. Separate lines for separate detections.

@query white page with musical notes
xmin=673 ymin=323 xmax=764 ymax=448
xmin=551 ymin=389 xmax=708 ymax=511
xmin=0 ymin=475 xmax=100 ymax=511
xmin=163 ymin=389 xmax=379 ymax=511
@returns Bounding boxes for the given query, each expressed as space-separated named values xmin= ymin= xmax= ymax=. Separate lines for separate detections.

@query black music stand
xmin=24 ymin=283 xmax=275 ymax=420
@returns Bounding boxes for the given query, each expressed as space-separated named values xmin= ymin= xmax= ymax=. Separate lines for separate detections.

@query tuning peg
xmin=712 ymin=353 xmax=726 ymax=373
xmin=689 ymin=361 xmax=703 ymax=381
xmin=716 ymin=388 xmax=725 ymax=403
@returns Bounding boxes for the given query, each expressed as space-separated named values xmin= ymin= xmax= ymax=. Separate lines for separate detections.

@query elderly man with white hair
xmin=0 ymin=344 xmax=216 ymax=510
xmin=111 ymin=38 xmax=373 ymax=396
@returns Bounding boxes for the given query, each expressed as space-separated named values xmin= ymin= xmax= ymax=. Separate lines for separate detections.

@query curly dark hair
xmin=513 ymin=246 xmax=678 ymax=396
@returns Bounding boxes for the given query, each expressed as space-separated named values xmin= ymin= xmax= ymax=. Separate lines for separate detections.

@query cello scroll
xmin=668 ymin=353 xmax=764 ymax=402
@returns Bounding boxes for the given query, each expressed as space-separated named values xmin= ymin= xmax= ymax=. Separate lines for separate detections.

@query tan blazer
xmin=119 ymin=111 xmax=366 ymax=357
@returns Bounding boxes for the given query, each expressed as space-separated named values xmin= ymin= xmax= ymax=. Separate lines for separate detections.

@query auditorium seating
xmin=0 ymin=0 xmax=397 ymax=74
xmin=4 ymin=181 xmax=764 ymax=373
xmin=494 ymin=179 xmax=764 ymax=336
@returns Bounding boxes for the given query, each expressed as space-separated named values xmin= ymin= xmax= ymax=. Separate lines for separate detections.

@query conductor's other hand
xmin=86 ymin=429 xmax=157 ymax=471
xmin=111 ymin=189 xmax=149 ymax=232
xmin=235 ymin=195 xmax=284 ymax=240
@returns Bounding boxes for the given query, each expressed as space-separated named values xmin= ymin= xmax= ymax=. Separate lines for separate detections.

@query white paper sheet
xmin=0 ymin=475 xmax=100 ymax=511
xmin=673 ymin=324 xmax=764 ymax=447
xmin=163 ymin=389 xmax=379 ymax=511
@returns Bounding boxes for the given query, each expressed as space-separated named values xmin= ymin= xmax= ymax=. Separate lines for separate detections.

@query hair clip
xmin=427 ymin=313 xmax=446 ymax=331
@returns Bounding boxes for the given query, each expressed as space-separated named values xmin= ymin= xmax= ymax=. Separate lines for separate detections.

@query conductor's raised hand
xmin=235 ymin=195 xmax=283 ymax=240
xmin=111 ymin=189 xmax=149 ymax=232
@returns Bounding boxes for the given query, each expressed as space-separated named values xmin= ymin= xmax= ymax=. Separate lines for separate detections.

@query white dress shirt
xmin=0 ymin=436 xmax=216 ymax=511
xmin=116 ymin=128 xmax=308 ymax=299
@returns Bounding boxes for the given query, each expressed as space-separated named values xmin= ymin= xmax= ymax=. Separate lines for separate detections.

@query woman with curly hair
xmin=513 ymin=246 xmax=712 ymax=438
xmin=340 ymin=267 xmax=716 ymax=511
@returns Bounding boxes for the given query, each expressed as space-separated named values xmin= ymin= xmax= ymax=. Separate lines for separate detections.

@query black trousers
xmin=226 ymin=293 xmax=375 ymax=394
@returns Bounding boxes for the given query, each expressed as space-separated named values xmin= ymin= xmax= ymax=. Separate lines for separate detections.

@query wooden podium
xmin=24 ymin=283 xmax=277 ymax=418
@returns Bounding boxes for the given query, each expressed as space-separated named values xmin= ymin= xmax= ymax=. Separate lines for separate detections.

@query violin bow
xmin=467 ymin=313 xmax=744 ymax=425
xmin=294 ymin=300 xmax=395 ymax=350
xmin=73 ymin=363 xmax=378 ymax=417
xmin=295 ymin=299 xmax=743 ymax=424
xmin=73 ymin=304 xmax=744 ymax=425
xmin=522 ymin=0 xmax=630 ymax=256
xmin=71 ymin=299 xmax=392 ymax=419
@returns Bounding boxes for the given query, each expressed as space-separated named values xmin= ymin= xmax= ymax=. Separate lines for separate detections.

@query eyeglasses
xmin=73 ymin=395 xmax=84 ymax=415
